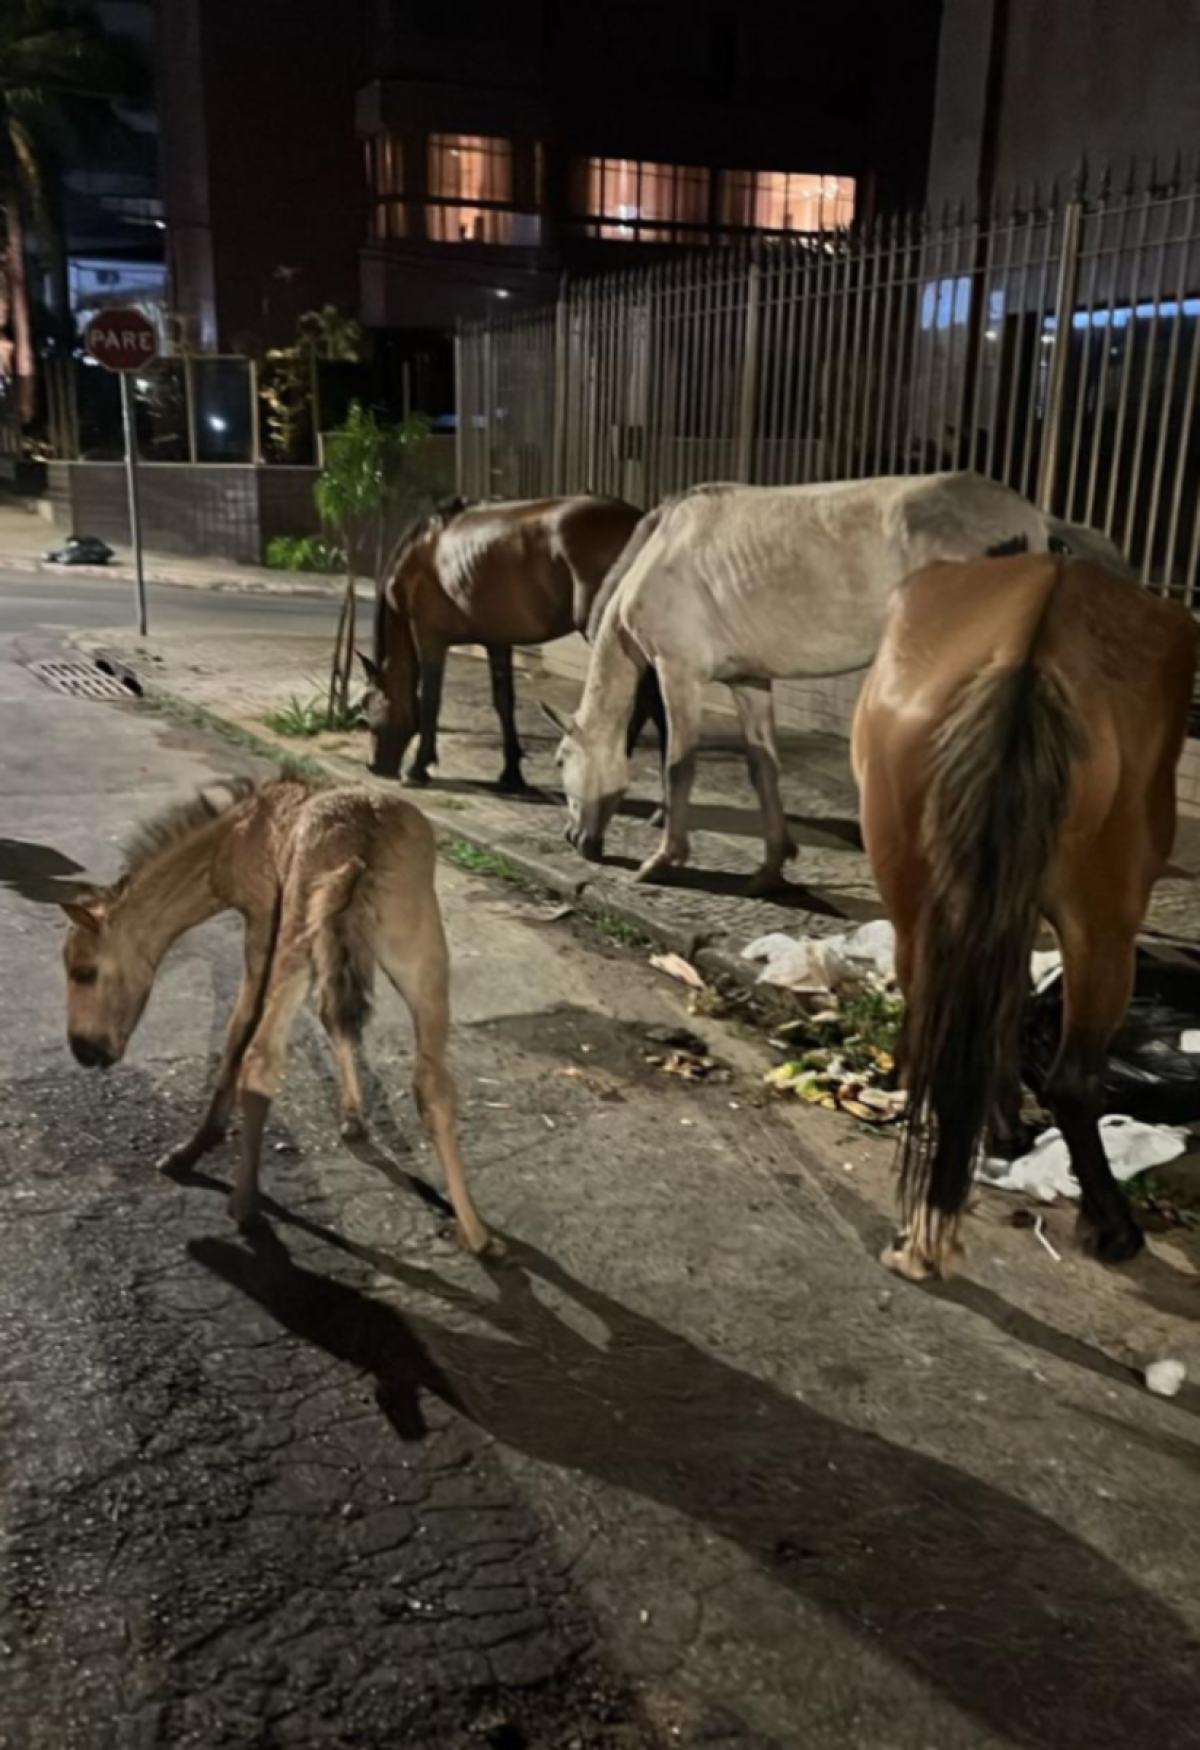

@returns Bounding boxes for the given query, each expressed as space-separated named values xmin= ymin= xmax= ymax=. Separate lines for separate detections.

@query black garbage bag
xmin=1024 ymin=948 xmax=1200 ymax=1124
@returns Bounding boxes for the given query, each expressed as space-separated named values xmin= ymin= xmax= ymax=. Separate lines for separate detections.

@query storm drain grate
xmin=27 ymin=660 xmax=142 ymax=701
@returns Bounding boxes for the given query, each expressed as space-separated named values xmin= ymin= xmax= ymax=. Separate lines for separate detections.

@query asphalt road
xmin=2 ymin=589 xmax=1200 ymax=1750
xmin=0 ymin=564 xmax=341 ymax=640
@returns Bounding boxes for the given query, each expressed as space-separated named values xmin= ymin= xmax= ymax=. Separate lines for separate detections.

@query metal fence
xmin=458 ymin=175 xmax=1200 ymax=602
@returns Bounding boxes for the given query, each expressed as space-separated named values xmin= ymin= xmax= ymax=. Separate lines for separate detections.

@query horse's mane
xmin=374 ymin=495 xmax=476 ymax=664
xmin=584 ymin=483 xmax=738 ymax=641
xmin=119 ymin=776 xmax=261 ymax=878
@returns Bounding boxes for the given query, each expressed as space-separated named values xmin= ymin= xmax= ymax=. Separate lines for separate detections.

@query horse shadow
xmin=0 ymin=837 xmax=89 ymax=904
xmin=190 ymin=1209 xmax=1200 ymax=1750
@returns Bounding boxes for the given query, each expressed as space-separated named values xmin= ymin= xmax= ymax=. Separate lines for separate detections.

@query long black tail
xmin=899 ymin=661 xmax=1085 ymax=1236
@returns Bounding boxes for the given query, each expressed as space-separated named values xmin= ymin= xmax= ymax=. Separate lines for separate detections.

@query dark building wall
xmin=928 ymin=0 xmax=1200 ymax=209
xmin=160 ymin=0 xmax=367 ymax=352
xmin=50 ymin=461 xmax=323 ymax=562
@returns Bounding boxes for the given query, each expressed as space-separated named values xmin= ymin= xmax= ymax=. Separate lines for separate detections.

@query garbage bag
xmin=1024 ymin=949 xmax=1200 ymax=1124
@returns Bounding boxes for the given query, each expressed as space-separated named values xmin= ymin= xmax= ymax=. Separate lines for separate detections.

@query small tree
xmin=314 ymin=400 xmax=431 ymax=721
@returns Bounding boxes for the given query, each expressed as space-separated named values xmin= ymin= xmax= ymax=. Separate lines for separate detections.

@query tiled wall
xmin=49 ymin=462 xmax=322 ymax=564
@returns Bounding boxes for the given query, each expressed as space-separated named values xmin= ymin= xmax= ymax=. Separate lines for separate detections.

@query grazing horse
xmin=546 ymin=473 xmax=1127 ymax=895
xmin=853 ymin=552 xmax=1197 ymax=1280
xmin=360 ymin=494 xmax=665 ymax=791
xmin=59 ymin=776 xmax=495 ymax=1254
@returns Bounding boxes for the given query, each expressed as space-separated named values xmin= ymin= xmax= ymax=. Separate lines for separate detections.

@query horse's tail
xmin=309 ymin=857 xmax=375 ymax=1041
xmin=899 ymin=646 xmax=1086 ymax=1240
xmin=585 ymin=501 xmax=670 ymax=642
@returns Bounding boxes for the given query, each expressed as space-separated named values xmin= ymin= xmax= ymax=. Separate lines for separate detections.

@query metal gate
xmin=458 ymin=174 xmax=1200 ymax=603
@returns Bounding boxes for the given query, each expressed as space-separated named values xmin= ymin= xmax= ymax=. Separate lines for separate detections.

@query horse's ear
xmin=538 ymin=700 xmax=576 ymax=738
xmin=356 ymin=650 xmax=382 ymax=686
xmin=60 ymin=893 xmax=102 ymax=933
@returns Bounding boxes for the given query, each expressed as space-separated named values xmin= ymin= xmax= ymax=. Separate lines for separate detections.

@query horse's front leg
xmin=732 ymin=682 xmax=797 ymax=896
xmin=407 ymin=647 xmax=447 ymax=786
xmin=634 ymin=660 xmax=702 ymax=884
xmin=157 ymin=914 xmax=276 ymax=1177
xmin=486 ymin=646 xmax=530 ymax=792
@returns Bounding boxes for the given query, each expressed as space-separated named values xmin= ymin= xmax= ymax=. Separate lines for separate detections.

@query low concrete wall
xmin=48 ymin=462 xmax=322 ymax=565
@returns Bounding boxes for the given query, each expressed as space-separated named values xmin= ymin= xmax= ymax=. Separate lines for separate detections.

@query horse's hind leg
xmin=635 ymin=660 xmax=703 ymax=883
xmin=486 ymin=646 xmax=529 ymax=793
xmin=732 ymin=682 xmax=797 ymax=896
xmin=378 ymin=899 xmax=494 ymax=1257
xmin=1045 ymin=907 xmax=1143 ymax=1263
xmin=231 ymin=944 xmax=312 ymax=1229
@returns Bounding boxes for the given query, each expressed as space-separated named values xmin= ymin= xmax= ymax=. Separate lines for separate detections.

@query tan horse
xmin=60 ymin=776 xmax=495 ymax=1254
xmin=359 ymin=494 xmax=664 ymax=790
xmin=853 ymin=552 xmax=1198 ymax=1280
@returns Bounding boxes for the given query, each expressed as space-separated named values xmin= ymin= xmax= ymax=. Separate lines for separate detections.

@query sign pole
xmin=119 ymin=373 xmax=148 ymax=637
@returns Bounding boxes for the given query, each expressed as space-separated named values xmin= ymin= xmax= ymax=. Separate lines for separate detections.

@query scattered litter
xmin=1145 ymin=1359 xmax=1187 ymax=1398
xmin=489 ymin=900 xmax=574 ymax=924
xmin=541 ymin=1115 xmax=556 ymax=1130
xmin=1033 ymin=1215 xmax=1062 ymax=1262
xmin=1026 ymin=948 xmax=1200 ymax=1123
xmin=642 ymin=1025 xmax=725 ymax=1084
xmin=482 ymin=1101 xmax=511 ymax=1110
xmin=743 ymin=920 xmax=896 ymax=1004
xmin=650 ymin=952 xmax=705 ymax=990
xmin=979 ymin=1115 xmax=1188 ymax=1201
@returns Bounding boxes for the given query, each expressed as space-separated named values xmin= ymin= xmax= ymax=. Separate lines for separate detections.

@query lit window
xmin=428 ymin=134 xmax=513 ymax=207
xmin=572 ymin=158 xmax=710 ymax=241
xmin=719 ymin=171 xmax=855 ymax=234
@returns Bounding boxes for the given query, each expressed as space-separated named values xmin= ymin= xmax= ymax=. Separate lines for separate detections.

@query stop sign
xmin=85 ymin=309 xmax=159 ymax=373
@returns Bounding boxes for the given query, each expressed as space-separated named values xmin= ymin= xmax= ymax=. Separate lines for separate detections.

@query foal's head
xmin=60 ymin=880 xmax=152 ymax=1070
xmin=540 ymin=703 xmax=629 ymax=861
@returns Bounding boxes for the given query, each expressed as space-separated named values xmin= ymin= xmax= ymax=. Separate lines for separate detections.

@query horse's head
xmin=60 ymin=879 xmax=151 ymax=1069
xmin=540 ymin=702 xmax=628 ymax=861
xmin=357 ymin=650 xmax=409 ymax=777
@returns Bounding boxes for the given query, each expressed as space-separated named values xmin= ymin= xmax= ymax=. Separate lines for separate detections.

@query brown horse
xmin=360 ymin=494 xmax=665 ymax=791
xmin=852 ymin=551 xmax=1198 ymax=1280
xmin=60 ymin=776 xmax=495 ymax=1254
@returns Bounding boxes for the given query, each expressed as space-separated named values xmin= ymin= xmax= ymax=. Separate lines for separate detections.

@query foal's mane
xmin=119 ymin=776 xmax=260 ymax=878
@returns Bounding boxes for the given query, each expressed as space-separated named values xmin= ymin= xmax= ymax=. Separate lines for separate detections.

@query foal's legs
xmin=408 ymin=645 xmax=447 ymax=786
xmin=732 ymin=682 xmax=798 ymax=896
xmin=486 ymin=646 xmax=529 ymax=793
xmin=159 ymin=912 xmax=276 ymax=1174
xmin=1045 ymin=911 xmax=1143 ymax=1263
xmin=231 ymin=944 xmax=312 ymax=1228
xmin=634 ymin=660 xmax=704 ymax=883
xmin=378 ymin=900 xmax=494 ymax=1256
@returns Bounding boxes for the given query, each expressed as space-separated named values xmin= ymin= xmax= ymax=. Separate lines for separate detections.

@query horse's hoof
xmin=458 ymin=1222 xmax=505 ymax=1260
xmin=228 ymin=1192 xmax=263 ymax=1232
xmin=494 ymin=772 xmax=531 ymax=796
xmin=404 ymin=768 xmax=432 ymax=789
xmin=881 ymin=1219 xmax=963 ymax=1281
xmin=340 ymin=1116 xmax=367 ymax=1143
xmin=158 ymin=1129 xmax=223 ymax=1176
xmin=1086 ymin=1218 xmax=1146 ymax=1266
xmin=746 ymin=866 xmax=791 ymax=898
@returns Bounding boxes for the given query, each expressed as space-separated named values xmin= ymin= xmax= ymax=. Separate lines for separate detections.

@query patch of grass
xmin=265 ymin=534 xmax=344 ymax=573
xmin=590 ymin=910 xmax=651 ymax=949
xmin=441 ymin=839 xmax=524 ymax=882
xmin=262 ymin=692 xmax=365 ymax=738
xmin=141 ymin=691 xmax=328 ymax=780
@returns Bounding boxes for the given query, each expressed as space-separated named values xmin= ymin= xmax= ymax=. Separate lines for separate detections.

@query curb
xmin=131 ymin=676 xmax=785 ymax=1006
xmin=1 ymin=550 xmax=374 ymax=604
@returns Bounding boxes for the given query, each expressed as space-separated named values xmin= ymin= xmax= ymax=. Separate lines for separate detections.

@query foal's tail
xmin=309 ymin=857 xmax=375 ymax=1041
xmin=899 ymin=659 xmax=1085 ymax=1239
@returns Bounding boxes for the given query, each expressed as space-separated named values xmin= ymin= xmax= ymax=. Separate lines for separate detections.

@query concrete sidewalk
xmin=0 ymin=497 xmax=373 ymax=602
xmin=68 ymin=617 xmax=1200 ymax=967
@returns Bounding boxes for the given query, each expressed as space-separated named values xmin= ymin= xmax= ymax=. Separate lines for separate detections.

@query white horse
xmin=541 ymin=473 xmax=1128 ymax=894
